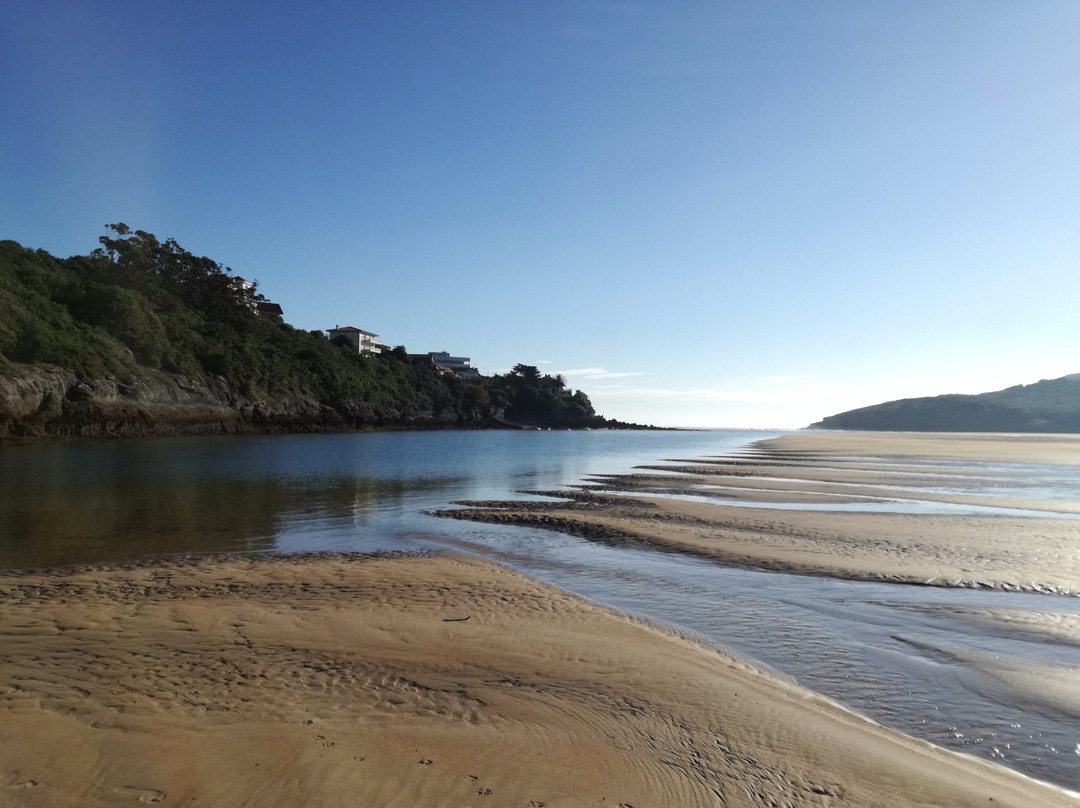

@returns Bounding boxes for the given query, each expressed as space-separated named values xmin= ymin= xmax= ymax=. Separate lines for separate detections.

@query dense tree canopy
xmin=0 ymin=228 xmax=638 ymax=430
xmin=486 ymin=364 xmax=596 ymax=426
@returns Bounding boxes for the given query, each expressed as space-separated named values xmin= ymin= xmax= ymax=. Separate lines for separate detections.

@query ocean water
xmin=2 ymin=428 xmax=1079 ymax=791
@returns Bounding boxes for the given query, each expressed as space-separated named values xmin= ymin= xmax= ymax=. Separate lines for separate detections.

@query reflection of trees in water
xmin=0 ymin=474 xmax=460 ymax=569
xmin=345 ymin=477 xmax=398 ymax=522
xmin=1 ymin=477 xmax=280 ymax=568
xmin=282 ymin=476 xmax=455 ymax=528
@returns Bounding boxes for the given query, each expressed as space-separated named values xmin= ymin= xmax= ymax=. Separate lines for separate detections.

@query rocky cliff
xmin=0 ymin=364 xmax=482 ymax=440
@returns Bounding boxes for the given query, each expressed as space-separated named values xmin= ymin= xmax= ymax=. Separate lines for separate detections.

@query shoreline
xmin=439 ymin=503 xmax=1080 ymax=594
xmin=771 ymin=430 xmax=1080 ymax=465
xmin=439 ymin=431 xmax=1080 ymax=595
xmin=1 ymin=552 xmax=1074 ymax=807
xmin=0 ymin=421 xmax=668 ymax=448
xmin=0 ymin=362 xmax=659 ymax=445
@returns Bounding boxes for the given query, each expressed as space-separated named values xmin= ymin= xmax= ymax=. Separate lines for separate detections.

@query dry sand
xmin=1 ymin=553 xmax=1074 ymax=808
xmin=445 ymin=431 xmax=1080 ymax=594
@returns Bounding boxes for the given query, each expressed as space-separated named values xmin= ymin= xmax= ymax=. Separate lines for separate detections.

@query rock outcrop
xmin=0 ymin=364 xmax=477 ymax=439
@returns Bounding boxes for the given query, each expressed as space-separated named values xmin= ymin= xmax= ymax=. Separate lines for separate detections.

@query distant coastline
xmin=810 ymin=373 xmax=1080 ymax=433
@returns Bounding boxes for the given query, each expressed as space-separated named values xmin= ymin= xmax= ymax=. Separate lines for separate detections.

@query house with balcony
xmin=408 ymin=351 xmax=480 ymax=379
xmin=327 ymin=326 xmax=384 ymax=355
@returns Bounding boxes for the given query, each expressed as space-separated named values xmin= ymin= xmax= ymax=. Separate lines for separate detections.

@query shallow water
xmin=613 ymin=485 xmax=1080 ymax=518
xmin=2 ymin=429 xmax=1079 ymax=791
xmin=776 ymin=455 xmax=1080 ymax=504
xmin=464 ymin=529 xmax=1080 ymax=790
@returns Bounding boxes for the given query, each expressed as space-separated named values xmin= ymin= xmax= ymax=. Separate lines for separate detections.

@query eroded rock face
xmin=0 ymin=366 xmax=327 ymax=438
xmin=0 ymin=367 xmax=79 ymax=431
xmin=0 ymin=366 xmax=242 ymax=438
xmin=0 ymin=364 xmax=484 ymax=440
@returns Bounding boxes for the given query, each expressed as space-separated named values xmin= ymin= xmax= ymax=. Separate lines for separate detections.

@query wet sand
xmin=766 ymin=430 xmax=1080 ymax=465
xmin=443 ymin=432 xmax=1080 ymax=595
xmin=1 ymin=552 xmax=1073 ymax=807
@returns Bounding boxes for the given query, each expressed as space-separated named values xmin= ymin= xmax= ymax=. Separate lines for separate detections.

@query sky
xmin=3 ymin=1 xmax=1079 ymax=428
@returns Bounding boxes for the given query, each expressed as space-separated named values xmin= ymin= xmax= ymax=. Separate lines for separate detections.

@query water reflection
xmin=1 ymin=430 xmax=771 ymax=567
xmin=0 ymin=471 xmax=462 ymax=568
xmin=1 ymin=475 xmax=277 ymax=567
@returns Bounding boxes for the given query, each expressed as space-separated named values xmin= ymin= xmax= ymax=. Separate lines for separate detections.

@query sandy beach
xmin=4 ymin=430 xmax=1080 ymax=806
xmin=1 ymin=551 xmax=1074 ymax=808
xmin=763 ymin=431 xmax=1080 ymax=465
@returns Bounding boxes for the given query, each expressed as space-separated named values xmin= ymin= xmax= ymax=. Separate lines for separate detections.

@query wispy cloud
xmin=701 ymin=373 xmax=812 ymax=389
xmin=578 ymin=371 xmax=812 ymax=399
xmin=583 ymin=373 xmax=820 ymax=405
xmin=586 ymin=384 xmax=793 ymax=404
xmin=755 ymin=373 xmax=811 ymax=385
xmin=557 ymin=367 xmax=649 ymax=380
xmin=756 ymin=371 xmax=807 ymax=384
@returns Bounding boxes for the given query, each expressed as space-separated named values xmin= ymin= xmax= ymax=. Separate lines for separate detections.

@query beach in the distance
xmin=446 ymin=431 xmax=1080 ymax=595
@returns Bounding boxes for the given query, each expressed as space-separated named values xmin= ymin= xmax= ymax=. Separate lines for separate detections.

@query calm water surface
xmin=2 ymin=429 xmax=1079 ymax=792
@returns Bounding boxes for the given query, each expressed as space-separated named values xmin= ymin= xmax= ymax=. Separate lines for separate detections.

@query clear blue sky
xmin=3 ymin=1 xmax=1079 ymax=428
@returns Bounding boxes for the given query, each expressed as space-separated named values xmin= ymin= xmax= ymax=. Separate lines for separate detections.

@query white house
xmin=327 ymin=326 xmax=384 ymax=355
xmin=408 ymin=351 xmax=480 ymax=379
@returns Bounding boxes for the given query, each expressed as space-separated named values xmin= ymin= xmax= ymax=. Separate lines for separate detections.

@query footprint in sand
xmin=113 ymin=786 xmax=167 ymax=803
xmin=1 ymin=773 xmax=38 ymax=789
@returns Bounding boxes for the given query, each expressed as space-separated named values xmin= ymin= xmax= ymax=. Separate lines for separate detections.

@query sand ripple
xmin=2 ymin=553 xmax=1072 ymax=807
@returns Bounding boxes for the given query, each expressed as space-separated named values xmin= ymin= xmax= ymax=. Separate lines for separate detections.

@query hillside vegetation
xmin=0 ymin=226 xmax=637 ymax=437
xmin=812 ymin=375 xmax=1080 ymax=433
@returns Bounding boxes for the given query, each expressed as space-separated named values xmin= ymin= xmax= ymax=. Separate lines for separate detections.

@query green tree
xmin=0 ymin=229 xmax=634 ymax=432
xmin=511 ymin=363 xmax=541 ymax=381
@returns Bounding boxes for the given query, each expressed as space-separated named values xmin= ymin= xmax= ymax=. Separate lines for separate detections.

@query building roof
xmin=328 ymin=326 xmax=380 ymax=337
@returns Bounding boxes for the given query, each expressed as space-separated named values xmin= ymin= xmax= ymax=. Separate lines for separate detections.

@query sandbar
xmin=1 ymin=553 xmax=1072 ymax=807
xmin=444 ymin=432 xmax=1080 ymax=594
xmin=767 ymin=430 xmax=1080 ymax=465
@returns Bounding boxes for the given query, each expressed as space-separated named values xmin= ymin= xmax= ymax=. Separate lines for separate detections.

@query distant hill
xmin=811 ymin=374 xmax=1080 ymax=433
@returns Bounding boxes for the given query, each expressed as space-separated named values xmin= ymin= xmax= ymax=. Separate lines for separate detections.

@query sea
xmin=2 ymin=428 xmax=1079 ymax=792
